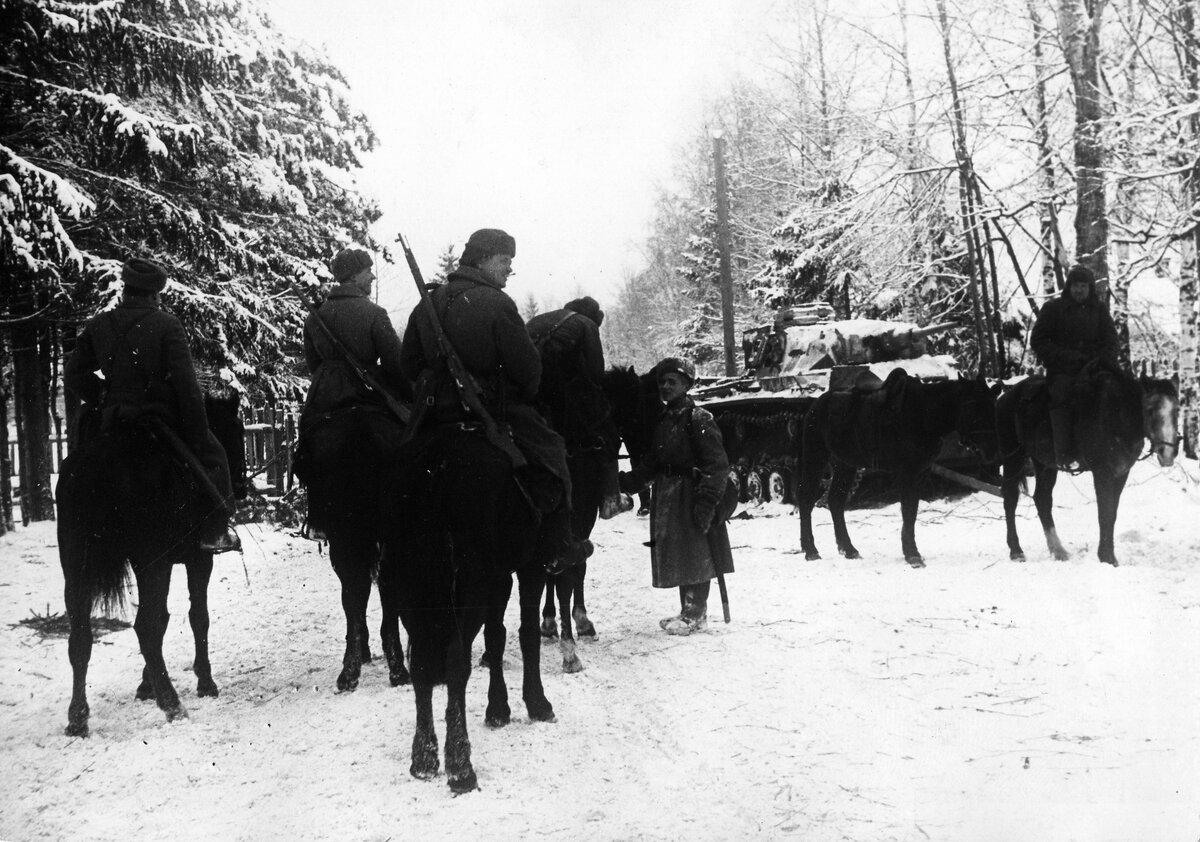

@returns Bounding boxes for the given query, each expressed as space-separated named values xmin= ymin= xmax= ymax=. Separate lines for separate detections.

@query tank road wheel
xmin=768 ymin=470 xmax=790 ymax=505
xmin=745 ymin=470 xmax=766 ymax=504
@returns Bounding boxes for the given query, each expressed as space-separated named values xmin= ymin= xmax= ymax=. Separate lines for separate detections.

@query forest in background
xmin=1 ymin=0 xmax=1198 ymax=534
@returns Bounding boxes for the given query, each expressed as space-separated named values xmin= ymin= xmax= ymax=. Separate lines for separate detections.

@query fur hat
xmin=655 ymin=356 xmax=696 ymax=384
xmin=460 ymin=229 xmax=516 ymax=268
xmin=565 ymin=296 xmax=603 ymax=326
xmin=1065 ymin=264 xmax=1095 ymax=288
xmin=331 ymin=248 xmax=373 ymax=284
xmin=121 ymin=258 xmax=168 ymax=293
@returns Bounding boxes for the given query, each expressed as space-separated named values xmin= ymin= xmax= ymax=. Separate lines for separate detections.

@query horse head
xmin=1139 ymin=375 xmax=1180 ymax=467
xmin=953 ymin=374 xmax=1002 ymax=463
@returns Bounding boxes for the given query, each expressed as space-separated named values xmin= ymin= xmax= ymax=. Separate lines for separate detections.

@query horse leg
xmin=1032 ymin=464 xmax=1069 ymax=560
xmin=899 ymin=476 xmax=924 ymax=568
xmin=1001 ymin=454 xmax=1027 ymax=561
xmin=483 ymin=574 xmax=513 ymax=727
xmin=571 ymin=562 xmax=596 ymax=638
xmin=132 ymin=563 xmax=187 ymax=723
xmin=375 ymin=565 xmax=410 ymax=687
xmin=1094 ymin=470 xmax=1128 ymax=567
xmin=555 ymin=570 xmax=583 ymax=673
xmin=409 ymin=679 xmax=440 ymax=781
xmin=443 ymin=633 xmax=478 ymax=793
xmin=62 ymin=559 xmax=93 ymax=737
xmin=184 ymin=551 xmax=219 ymax=697
xmin=517 ymin=566 xmax=556 ymax=722
xmin=797 ymin=458 xmax=826 ymax=560
xmin=540 ymin=584 xmax=559 ymax=638
xmin=330 ymin=536 xmax=372 ymax=692
xmin=828 ymin=465 xmax=861 ymax=560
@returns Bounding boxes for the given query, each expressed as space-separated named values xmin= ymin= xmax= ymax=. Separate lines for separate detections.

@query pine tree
xmin=1 ymin=0 xmax=380 ymax=520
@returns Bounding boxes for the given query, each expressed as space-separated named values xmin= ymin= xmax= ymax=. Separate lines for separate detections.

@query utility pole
xmin=713 ymin=134 xmax=737 ymax=376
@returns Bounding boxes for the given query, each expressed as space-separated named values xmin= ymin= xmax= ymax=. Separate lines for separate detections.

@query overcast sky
xmin=264 ymin=0 xmax=782 ymax=319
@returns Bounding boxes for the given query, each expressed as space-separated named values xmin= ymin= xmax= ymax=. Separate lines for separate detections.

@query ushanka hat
xmin=1065 ymin=264 xmax=1095 ymax=287
xmin=655 ymin=357 xmax=696 ymax=384
xmin=565 ymin=296 xmax=603 ymax=326
xmin=121 ymin=258 xmax=168 ymax=292
xmin=460 ymin=228 xmax=516 ymax=268
xmin=331 ymin=247 xmax=373 ymax=284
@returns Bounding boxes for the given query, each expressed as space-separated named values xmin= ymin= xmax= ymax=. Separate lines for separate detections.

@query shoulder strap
xmin=532 ymin=310 xmax=578 ymax=351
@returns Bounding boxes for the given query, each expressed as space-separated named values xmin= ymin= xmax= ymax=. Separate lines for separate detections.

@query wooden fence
xmin=6 ymin=403 xmax=302 ymax=498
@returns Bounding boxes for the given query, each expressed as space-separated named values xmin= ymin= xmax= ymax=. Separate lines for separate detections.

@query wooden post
xmin=713 ymin=134 xmax=738 ymax=377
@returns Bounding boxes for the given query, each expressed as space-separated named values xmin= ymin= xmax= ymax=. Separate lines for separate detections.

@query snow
xmin=2 ymin=458 xmax=1199 ymax=841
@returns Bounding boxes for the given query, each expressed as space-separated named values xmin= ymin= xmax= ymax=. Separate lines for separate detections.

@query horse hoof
xmin=906 ymin=557 xmax=926 ymax=569
xmin=65 ymin=720 xmax=89 ymax=738
xmin=448 ymin=769 xmax=478 ymax=794
xmin=1010 ymin=552 xmax=1026 ymax=562
xmin=390 ymin=668 xmax=411 ymax=687
xmin=410 ymin=761 xmax=439 ymax=781
xmin=135 ymin=682 xmax=154 ymax=701
xmin=572 ymin=611 xmax=596 ymax=638
xmin=197 ymin=679 xmax=220 ymax=698
xmin=485 ymin=711 xmax=510 ymax=728
xmin=804 ymin=551 xmax=821 ymax=561
xmin=165 ymin=704 xmax=189 ymax=723
xmin=841 ymin=549 xmax=862 ymax=560
xmin=336 ymin=672 xmax=359 ymax=692
xmin=526 ymin=699 xmax=556 ymax=723
xmin=539 ymin=618 xmax=558 ymax=639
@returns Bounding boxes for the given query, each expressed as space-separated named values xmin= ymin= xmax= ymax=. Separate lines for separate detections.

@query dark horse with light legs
xmin=797 ymin=370 xmax=1000 ymax=568
xmin=294 ymin=405 xmax=409 ymax=691
xmin=382 ymin=425 xmax=556 ymax=793
xmin=536 ymin=370 xmax=634 ymax=673
xmin=56 ymin=408 xmax=242 ymax=737
xmin=996 ymin=363 xmax=1179 ymax=566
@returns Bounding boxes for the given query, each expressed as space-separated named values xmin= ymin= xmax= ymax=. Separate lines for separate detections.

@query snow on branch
xmin=0 ymin=143 xmax=93 ymax=274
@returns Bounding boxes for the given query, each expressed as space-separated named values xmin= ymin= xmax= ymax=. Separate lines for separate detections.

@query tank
xmin=693 ymin=303 xmax=961 ymax=504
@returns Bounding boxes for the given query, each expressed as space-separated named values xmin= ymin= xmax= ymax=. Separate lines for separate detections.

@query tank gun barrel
xmin=909 ymin=321 xmax=958 ymax=339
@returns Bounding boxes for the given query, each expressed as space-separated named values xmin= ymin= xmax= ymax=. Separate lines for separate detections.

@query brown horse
xmin=996 ymin=364 xmax=1179 ymax=566
xmin=797 ymin=370 xmax=1000 ymax=568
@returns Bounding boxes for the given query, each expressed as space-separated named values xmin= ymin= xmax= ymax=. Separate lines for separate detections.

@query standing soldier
xmin=399 ymin=228 xmax=592 ymax=572
xmin=64 ymin=258 xmax=240 ymax=553
xmin=1030 ymin=264 xmax=1120 ymax=471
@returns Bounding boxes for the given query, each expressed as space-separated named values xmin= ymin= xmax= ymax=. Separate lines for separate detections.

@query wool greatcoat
xmin=526 ymin=306 xmax=619 ymax=458
xmin=301 ymin=282 xmax=407 ymax=425
xmin=624 ymin=396 xmax=734 ymax=589
xmin=398 ymin=265 xmax=570 ymax=491
xmin=1030 ymin=278 xmax=1119 ymax=378
xmin=64 ymin=296 xmax=233 ymax=509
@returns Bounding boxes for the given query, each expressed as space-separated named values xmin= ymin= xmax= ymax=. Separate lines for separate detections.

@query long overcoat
xmin=302 ymin=283 xmax=407 ymax=425
xmin=399 ymin=266 xmax=569 ymax=488
xmin=64 ymin=296 xmax=232 ymax=501
xmin=527 ymin=307 xmax=619 ymax=457
xmin=1030 ymin=283 xmax=1119 ymax=377
xmin=626 ymin=396 xmax=734 ymax=588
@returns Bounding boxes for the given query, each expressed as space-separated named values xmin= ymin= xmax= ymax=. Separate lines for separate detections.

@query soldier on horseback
xmin=1030 ymin=264 xmax=1120 ymax=471
xmin=398 ymin=228 xmax=593 ymax=572
xmin=64 ymin=258 xmax=240 ymax=553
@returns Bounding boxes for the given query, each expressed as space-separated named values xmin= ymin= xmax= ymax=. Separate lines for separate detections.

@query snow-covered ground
xmin=2 ymin=458 xmax=1199 ymax=842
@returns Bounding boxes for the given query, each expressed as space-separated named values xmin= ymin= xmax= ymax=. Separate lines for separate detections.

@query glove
xmin=692 ymin=503 xmax=714 ymax=532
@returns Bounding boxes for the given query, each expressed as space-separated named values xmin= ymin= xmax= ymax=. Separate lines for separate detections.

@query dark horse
xmin=56 ymin=405 xmax=243 ymax=737
xmin=996 ymin=363 xmax=1179 ymax=566
xmin=536 ymin=371 xmax=630 ymax=673
xmin=797 ymin=370 xmax=1000 ymax=568
xmin=293 ymin=405 xmax=410 ymax=691
xmin=382 ymin=425 xmax=556 ymax=793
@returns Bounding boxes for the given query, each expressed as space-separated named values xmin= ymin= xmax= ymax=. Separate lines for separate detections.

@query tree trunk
xmin=0 ymin=333 xmax=12 ymax=535
xmin=1057 ymin=0 xmax=1111 ymax=292
xmin=1175 ymin=0 xmax=1200 ymax=458
xmin=1028 ymin=0 xmax=1067 ymax=297
xmin=11 ymin=314 xmax=56 ymax=523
